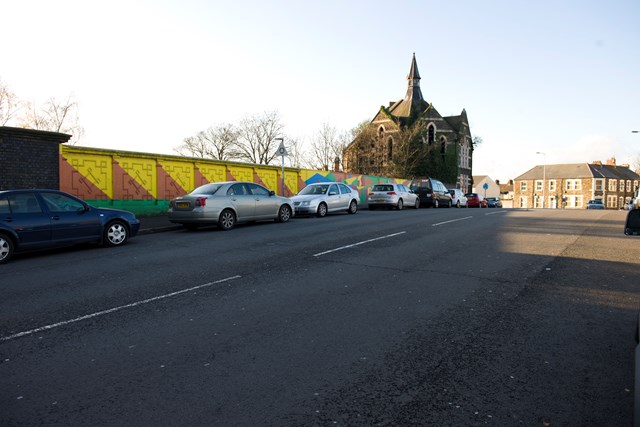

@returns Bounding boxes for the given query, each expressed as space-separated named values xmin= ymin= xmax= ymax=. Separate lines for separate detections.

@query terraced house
xmin=343 ymin=53 xmax=473 ymax=192
xmin=514 ymin=158 xmax=639 ymax=209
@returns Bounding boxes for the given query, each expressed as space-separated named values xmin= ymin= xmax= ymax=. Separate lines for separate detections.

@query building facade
xmin=513 ymin=159 xmax=639 ymax=209
xmin=343 ymin=54 xmax=473 ymax=192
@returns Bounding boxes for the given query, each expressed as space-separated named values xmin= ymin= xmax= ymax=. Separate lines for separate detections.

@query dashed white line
xmin=485 ymin=210 xmax=508 ymax=215
xmin=431 ymin=216 xmax=473 ymax=227
xmin=1 ymin=275 xmax=242 ymax=342
xmin=313 ymin=232 xmax=407 ymax=257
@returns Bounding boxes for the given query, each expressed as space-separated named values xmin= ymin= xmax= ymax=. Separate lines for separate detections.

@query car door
xmin=39 ymin=192 xmax=102 ymax=242
xmin=326 ymin=184 xmax=342 ymax=212
xmin=338 ymin=184 xmax=353 ymax=210
xmin=227 ymin=183 xmax=256 ymax=220
xmin=3 ymin=192 xmax=51 ymax=248
xmin=248 ymin=183 xmax=278 ymax=219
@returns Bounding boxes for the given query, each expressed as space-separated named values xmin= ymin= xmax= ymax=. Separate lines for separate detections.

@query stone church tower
xmin=343 ymin=53 xmax=473 ymax=191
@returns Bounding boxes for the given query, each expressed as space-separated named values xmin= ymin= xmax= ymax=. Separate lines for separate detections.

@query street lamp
xmin=273 ymin=137 xmax=286 ymax=196
xmin=536 ymin=151 xmax=546 ymax=208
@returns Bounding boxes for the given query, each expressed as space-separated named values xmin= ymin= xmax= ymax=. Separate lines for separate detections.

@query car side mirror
xmin=329 ymin=191 xmax=338 ymax=196
xmin=269 ymin=190 xmax=276 ymax=197
xmin=624 ymin=209 xmax=640 ymax=235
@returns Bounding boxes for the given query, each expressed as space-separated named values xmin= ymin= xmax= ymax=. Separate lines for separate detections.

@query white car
xmin=368 ymin=183 xmax=420 ymax=210
xmin=291 ymin=182 xmax=359 ymax=217
xmin=448 ymin=189 xmax=468 ymax=208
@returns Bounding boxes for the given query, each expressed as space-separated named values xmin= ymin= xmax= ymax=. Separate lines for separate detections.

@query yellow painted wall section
xmin=65 ymin=150 xmax=114 ymax=198
xmin=196 ymin=162 xmax=227 ymax=184
xmin=115 ymin=155 xmax=157 ymax=198
xmin=158 ymin=159 xmax=195 ymax=193
xmin=255 ymin=168 xmax=278 ymax=190
xmin=284 ymin=171 xmax=299 ymax=194
xmin=227 ymin=165 xmax=253 ymax=182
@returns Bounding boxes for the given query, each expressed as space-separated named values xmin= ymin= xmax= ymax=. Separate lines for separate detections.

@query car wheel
xmin=447 ymin=200 xmax=452 ymax=208
xmin=434 ymin=199 xmax=439 ymax=208
xmin=397 ymin=199 xmax=403 ymax=210
xmin=348 ymin=200 xmax=357 ymax=214
xmin=414 ymin=199 xmax=420 ymax=209
xmin=218 ymin=209 xmax=236 ymax=230
xmin=277 ymin=205 xmax=292 ymax=223
xmin=0 ymin=233 xmax=14 ymax=264
xmin=104 ymin=221 xmax=128 ymax=246
xmin=317 ymin=203 xmax=328 ymax=218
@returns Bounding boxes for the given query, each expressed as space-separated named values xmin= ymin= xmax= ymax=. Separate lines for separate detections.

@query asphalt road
xmin=1 ymin=207 xmax=639 ymax=426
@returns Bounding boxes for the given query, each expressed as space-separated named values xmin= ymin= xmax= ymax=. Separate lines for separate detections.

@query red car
xmin=465 ymin=193 xmax=487 ymax=208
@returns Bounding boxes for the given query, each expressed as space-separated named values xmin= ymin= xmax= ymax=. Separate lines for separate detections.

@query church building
xmin=343 ymin=53 xmax=473 ymax=191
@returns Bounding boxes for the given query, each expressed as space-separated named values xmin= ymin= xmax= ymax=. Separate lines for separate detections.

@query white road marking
xmin=0 ymin=275 xmax=242 ymax=342
xmin=431 ymin=216 xmax=473 ymax=227
xmin=313 ymin=232 xmax=407 ymax=257
xmin=485 ymin=210 xmax=508 ymax=215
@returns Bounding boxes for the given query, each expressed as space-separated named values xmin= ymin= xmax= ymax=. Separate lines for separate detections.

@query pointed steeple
xmin=405 ymin=52 xmax=424 ymax=103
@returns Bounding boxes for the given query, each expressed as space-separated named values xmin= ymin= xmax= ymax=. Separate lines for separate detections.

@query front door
xmin=40 ymin=192 xmax=102 ymax=242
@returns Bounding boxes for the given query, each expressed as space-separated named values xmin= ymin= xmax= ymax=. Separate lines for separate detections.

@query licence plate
xmin=375 ymin=200 xmax=385 ymax=203
xmin=177 ymin=202 xmax=190 ymax=209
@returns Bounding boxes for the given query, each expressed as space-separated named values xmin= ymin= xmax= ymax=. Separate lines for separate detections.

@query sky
xmin=2 ymin=0 xmax=639 ymax=183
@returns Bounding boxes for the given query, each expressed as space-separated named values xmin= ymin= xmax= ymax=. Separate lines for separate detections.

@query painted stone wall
xmin=60 ymin=145 xmax=408 ymax=216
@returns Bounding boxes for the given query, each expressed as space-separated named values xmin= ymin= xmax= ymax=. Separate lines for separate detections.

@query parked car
xmin=368 ymin=183 xmax=420 ymax=210
xmin=409 ymin=177 xmax=452 ymax=208
xmin=448 ymin=189 xmax=468 ymax=208
xmin=168 ymin=181 xmax=294 ymax=230
xmin=586 ymin=199 xmax=605 ymax=210
xmin=466 ymin=193 xmax=487 ymax=208
xmin=291 ymin=182 xmax=359 ymax=217
xmin=485 ymin=197 xmax=503 ymax=208
xmin=0 ymin=189 xmax=140 ymax=264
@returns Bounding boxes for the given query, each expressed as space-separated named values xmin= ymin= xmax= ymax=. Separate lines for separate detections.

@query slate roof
xmin=515 ymin=163 xmax=640 ymax=180
xmin=387 ymin=53 xmax=429 ymax=118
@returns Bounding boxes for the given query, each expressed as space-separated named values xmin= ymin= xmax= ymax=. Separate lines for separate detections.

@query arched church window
xmin=440 ymin=137 xmax=446 ymax=155
xmin=378 ymin=126 xmax=385 ymax=138
xmin=428 ymin=125 xmax=435 ymax=145
xmin=387 ymin=138 xmax=393 ymax=161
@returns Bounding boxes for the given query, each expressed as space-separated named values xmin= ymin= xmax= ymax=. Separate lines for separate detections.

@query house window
xmin=535 ymin=180 xmax=543 ymax=191
xmin=566 ymin=180 xmax=581 ymax=190
xmin=620 ymin=180 xmax=625 ymax=191
xmin=594 ymin=179 xmax=604 ymax=191
xmin=520 ymin=181 xmax=528 ymax=191
xmin=428 ymin=125 xmax=435 ymax=145
xmin=608 ymin=180 xmax=617 ymax=191
xmin=607 ymin=195 xmax=617 ymax=208
xmin=635 ymin=181 xmax=639 ymax=191
xmin=627 ymin=180 xmax=632 ymax=192
xmin=548 ymin=180 xmax=556 ymax=191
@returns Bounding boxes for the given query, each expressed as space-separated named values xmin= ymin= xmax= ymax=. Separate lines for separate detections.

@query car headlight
xmin=301 ymin=201 xmax=310 ymax=206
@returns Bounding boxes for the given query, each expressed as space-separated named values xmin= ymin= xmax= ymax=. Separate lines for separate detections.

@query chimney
xmin=592 ymin=160 xmax=602 ymax=166
xmin=606 ymin=157 xmax=616 ymax=166
xmin=334 ymin=157 xmax=340 ymax=172
xmin=622 ymin=163 xmax=630 ymax=168
xmin=389 ymin=101 xmax=395 ymax=107
xmin=495 ymin=179 xmax=500 ymax=185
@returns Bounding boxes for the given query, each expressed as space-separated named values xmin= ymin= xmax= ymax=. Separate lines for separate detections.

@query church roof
xmin=387 ymin=53 xmax=429 ymax=118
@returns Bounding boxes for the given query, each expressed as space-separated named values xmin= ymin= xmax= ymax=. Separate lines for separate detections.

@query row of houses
xmin=477 ymin=158 xmax=639 ymax=209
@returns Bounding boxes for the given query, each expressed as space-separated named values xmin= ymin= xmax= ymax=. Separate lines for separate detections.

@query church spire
xmin=405 ymin=52 xmax=424 ymax=103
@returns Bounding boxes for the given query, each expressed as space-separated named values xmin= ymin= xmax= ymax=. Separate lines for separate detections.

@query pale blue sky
xmin=2 ymin=0 xmax=639 ymax=182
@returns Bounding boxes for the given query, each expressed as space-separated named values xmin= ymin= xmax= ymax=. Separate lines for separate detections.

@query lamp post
xmin=536 ymin=151 xmax=546 ymax=208
xmin=274 ymin=137 xmax=286 ymax=196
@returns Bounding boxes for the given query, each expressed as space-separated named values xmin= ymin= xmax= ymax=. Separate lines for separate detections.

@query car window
xmin=7 ymin=193 xmax=43 ymax=213
xmin=228 ymin=183 xmax=249 ymax=196
xmin=339 ymin=184 xmax=352 ymax=195
xmin=0 ymin=197 xmax=10 ymax=214
xmin=328 ymin=184 xmax=339 ymax=195
xmin=40 ymin=192 xmax=84 ymax=212
xmin=373 ymin=185 xmax=393 ymax=192
xmin=247 ymin=183 xmax=270 ymax=196
xmin=192 ymin=183 xmax=222 ymax=195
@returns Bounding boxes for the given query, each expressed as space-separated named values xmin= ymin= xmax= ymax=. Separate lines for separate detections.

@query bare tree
xmin=19 ymin=96 xmax=84 ymax=144
xmin=236 ymin=111 xmax=285 ymax=165
xmin=284 ymin=136 xmax=307 ymax=168
xmin=388 ymin=120 xmax=429 ymax=178
xmin=308 ymin=123 xmax=338 ymax=170
xmin=0 ymin=79 xmax=19 ymax=126
xmin=175 ymin=124 xmax=239 ymax=160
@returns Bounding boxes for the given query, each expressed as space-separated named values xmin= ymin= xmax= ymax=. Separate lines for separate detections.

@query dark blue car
xmin=0 ymin=189 xmax=140 ymax=263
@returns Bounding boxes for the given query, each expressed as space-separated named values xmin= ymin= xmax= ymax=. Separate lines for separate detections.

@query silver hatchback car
xmin=368 ymin=183 xmax=420 ymax=210
xmin=168 ymin=181 xmax=294 ymax=230
xmin=291 ymin=182 xmax=359 ymax=217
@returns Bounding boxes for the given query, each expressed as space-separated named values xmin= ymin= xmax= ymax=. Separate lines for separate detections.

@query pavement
xmin=137 ymin=215 xmax=182 ymax=235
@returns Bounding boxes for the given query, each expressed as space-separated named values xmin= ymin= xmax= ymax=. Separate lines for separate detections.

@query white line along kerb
xmin=1 ymin=275 xmax=242 ymax=342
xmin=313 ymin=232 xmax=406 ymax=257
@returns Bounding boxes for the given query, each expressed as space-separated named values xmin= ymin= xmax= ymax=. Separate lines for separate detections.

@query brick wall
xmin=0 ymin=127 xmax=71 ymax=190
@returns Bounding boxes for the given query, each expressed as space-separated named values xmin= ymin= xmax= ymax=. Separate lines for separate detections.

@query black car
xmin=0 ymin=189 xmax=140 ymax=263
xmin=409 ymin=177 xmax=452 ymax=208
xmin=485 ymin=197 xmax=503 ymax=208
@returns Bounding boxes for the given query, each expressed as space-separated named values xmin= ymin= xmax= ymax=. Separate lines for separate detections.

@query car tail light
xmin=169 ymin=200 xmax=174 ymax=208
xmin=195 ymin=197 xmax=207 ymax=207
xmin=387 ymin=192 xmax=397 ymax=195
xmin=368 ymin=192 xmax=374 ymax=196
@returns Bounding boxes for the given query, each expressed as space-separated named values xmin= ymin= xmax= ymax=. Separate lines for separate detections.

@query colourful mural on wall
xmin=60 ymin=145 xmax=408 ymax=216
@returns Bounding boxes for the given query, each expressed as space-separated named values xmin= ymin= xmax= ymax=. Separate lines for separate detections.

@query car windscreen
xmin=190 ymin=183 xmax=223 ymax=195
xmin=298 ymin=184 xmax=329 ymax=195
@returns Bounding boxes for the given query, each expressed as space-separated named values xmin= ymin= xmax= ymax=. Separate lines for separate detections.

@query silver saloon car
xmin=368 ymin=183 xmax=420 ymax=210
xmin=168 ymin=181 xmax=294 ymax=230
xmin=291 ymin=182 xmax=359 ymax=217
